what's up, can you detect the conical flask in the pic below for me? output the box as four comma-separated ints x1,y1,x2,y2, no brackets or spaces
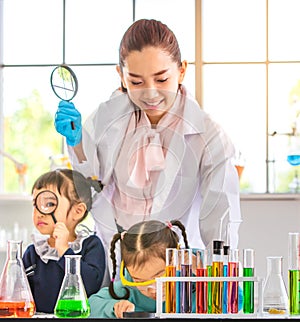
0,240,35,318
54,255,90,318
263,256,288,314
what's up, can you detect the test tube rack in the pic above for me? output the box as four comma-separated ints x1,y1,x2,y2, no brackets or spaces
156,275,264,319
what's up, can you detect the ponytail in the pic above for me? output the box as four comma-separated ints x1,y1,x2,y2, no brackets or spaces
170,219,189,249
109,233,130,300
87,177,103,193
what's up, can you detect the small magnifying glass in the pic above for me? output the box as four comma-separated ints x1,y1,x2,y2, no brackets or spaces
35,190,58,224
50,65,79,130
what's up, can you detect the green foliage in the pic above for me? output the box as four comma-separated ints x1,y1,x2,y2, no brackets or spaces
4,90,62,193
277,168,300,193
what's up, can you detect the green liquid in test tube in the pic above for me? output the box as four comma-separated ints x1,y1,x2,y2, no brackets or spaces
288,232,300,315
243,249,254,314
206,248,212,313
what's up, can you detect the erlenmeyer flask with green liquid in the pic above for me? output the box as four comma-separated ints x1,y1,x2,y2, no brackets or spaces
54,255,90,318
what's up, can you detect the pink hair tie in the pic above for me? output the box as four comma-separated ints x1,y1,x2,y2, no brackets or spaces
120,231,127,240
166,221,172,229
111,278,115,282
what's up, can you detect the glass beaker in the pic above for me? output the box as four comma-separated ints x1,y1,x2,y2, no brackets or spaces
0,240,35,318
54,255,90,318
263,256,288,314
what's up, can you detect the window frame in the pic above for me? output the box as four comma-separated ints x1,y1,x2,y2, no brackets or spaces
0,0,295,196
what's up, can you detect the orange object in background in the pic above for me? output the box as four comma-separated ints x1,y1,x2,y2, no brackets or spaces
15,163,28,175
234,150,245,180
235,165,244,180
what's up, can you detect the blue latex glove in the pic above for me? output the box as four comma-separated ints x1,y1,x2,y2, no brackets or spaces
55,101,82,146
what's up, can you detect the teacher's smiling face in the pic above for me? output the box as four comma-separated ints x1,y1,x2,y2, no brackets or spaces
117,46,187,124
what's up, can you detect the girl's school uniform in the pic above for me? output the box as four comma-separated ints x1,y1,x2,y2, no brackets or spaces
23,223,106,314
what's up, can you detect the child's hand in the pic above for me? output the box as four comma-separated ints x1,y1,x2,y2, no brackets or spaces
53,222,70,257
113,300,135,318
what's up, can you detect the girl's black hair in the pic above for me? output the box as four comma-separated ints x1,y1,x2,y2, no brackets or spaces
108,219,189,300
32,168,103,220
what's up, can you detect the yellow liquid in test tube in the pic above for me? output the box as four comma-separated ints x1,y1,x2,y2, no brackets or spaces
165,265,176,313
212,261,223,313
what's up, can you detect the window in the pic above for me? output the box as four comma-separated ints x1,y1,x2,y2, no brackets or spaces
0,0,194,194
1,0,298,194
200,0,300,193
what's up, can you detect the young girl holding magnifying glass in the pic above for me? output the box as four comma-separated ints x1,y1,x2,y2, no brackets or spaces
22,169,106,314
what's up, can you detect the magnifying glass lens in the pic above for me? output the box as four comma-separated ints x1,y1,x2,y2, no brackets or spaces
51,66,78,101
35,191,58,215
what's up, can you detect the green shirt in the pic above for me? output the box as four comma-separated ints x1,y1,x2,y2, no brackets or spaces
88,279,157,318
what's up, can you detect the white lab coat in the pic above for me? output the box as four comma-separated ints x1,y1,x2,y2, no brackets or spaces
68,86,242,280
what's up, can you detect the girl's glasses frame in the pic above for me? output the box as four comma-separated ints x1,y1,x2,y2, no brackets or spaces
120,260,165,287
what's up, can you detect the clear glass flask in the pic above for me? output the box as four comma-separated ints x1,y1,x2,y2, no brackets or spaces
54,255,90,318
0,240,35,318
263,256,288,314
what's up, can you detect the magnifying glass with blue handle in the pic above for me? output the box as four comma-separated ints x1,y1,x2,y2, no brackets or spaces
35,190,59,224
50,65,79,130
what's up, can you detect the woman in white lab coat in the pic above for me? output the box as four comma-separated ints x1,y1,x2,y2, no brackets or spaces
55,19,242,278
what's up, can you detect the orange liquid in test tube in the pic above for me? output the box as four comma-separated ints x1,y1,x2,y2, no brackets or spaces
165,248,178,313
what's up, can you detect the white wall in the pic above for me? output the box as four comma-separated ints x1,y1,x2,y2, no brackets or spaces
239,194,300,287
0,195,34,272
0,194,299,288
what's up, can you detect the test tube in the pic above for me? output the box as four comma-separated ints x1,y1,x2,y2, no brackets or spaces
228,248,239,314
243,248,254,314
165,248,177,313
211,240,224,314
206,247,212,313
178,249,192,313
196,249,208,313
222,245,230,313
288,232,300,315
176,261,181,313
